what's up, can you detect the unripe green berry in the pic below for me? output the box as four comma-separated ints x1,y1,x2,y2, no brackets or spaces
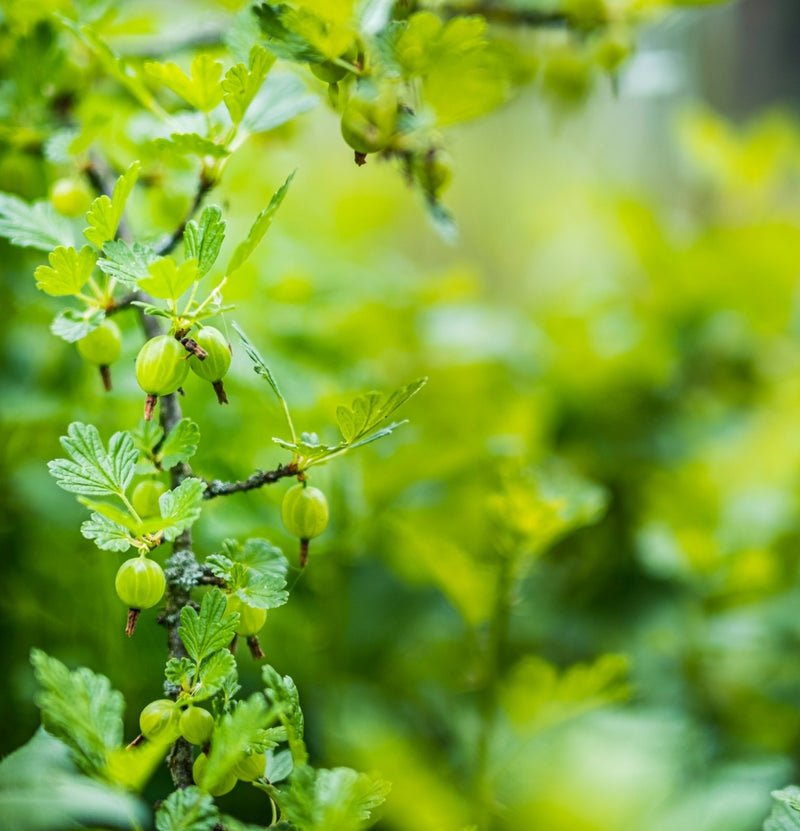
233,751,267,782
115,557,165,610
135,335,189,396
180,706,214,746
189,327,231,383
131,480,167,519
340,86,397,155
282,484,329,541
50,178,93,217
77,320,122,366
193,752,237,796
225,594,267,637
139,699,181,743
310,44,358,84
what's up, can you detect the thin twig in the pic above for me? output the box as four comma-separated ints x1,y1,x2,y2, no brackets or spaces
155,175,215,257
203,463,299,499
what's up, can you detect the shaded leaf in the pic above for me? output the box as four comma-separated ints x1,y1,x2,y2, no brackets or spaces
99,240,159,288
184,206,226,278
0,193,74,251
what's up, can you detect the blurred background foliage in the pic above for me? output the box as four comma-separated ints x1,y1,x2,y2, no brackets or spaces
2,0,800,829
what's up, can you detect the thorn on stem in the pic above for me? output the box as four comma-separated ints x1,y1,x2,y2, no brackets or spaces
126,608,141,637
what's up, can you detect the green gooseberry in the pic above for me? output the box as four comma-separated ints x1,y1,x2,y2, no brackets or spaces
225,594,267,637
193,752,237,797
340,85,397,156
188,326,231,404
135,335,190,420
50,178,93,218
233,751,267,782
139,699,181,743
180,706,214,746
131,480,167,519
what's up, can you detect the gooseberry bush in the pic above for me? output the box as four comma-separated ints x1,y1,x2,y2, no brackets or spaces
0,1,752,830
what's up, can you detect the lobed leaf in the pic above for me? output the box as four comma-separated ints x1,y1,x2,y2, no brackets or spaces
156,477,206,542
223,45,275,124
194,650,238,702
154,134,230,159
80,514,134,552
336,378,427,444
30,650,124,778
184,206,226,278
0,192,74,251
179,588,239,664
34,245,98,297
48,422,138,498
146,55,224,113
99,240,159,288
155,786,218,831
50,307,105,343
764,787,800,831
84,161,141,249
158,418,201,469
139,257,199,301
243,72,317,134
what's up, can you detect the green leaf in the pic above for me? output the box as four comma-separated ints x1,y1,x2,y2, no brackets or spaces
83,161,141,249
195,650,238,702
184,206,226,278
81,513,134,552
179,588,239,664
154,133,230,159
156,477,206,542
0,193,74,251
98,240,159,288
50,307,105,343
0,729,150,831
158,418,201,468
146,54,224,112
209,538,289,610
139,256,199,301
34,245,98,297
48,422,138,498
254,3,326,62
199,695,272,794
262,665,305,764
270,765,390,831
165,657,195,692
155,786,219,831
265,748,294,783
426,198,459,245
243,72,317,134
30,649,124,778
78,498,140,533
233,321,288,404
227,171,295,275
765,787,800,831
223,45,275,124
131,418,165,456
336,378,427,444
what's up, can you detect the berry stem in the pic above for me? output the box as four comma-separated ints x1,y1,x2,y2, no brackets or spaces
99,365,112,392
299,538,310,568
125,608,141,637
212,380,229,405
144,393,158,422
246,635,265,660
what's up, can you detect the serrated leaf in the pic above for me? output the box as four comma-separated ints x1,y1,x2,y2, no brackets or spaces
254,3,325,63
154,134,230,159
35,245,98,297
131,419,165,455
51,307,105,343
179,588,238,664
84,161,140,249
262,665,305,764
139,256,198,301
158,418,201,468
78,498,139,532
195,650,237,702
217,538,289,609
337,378,426,444
765,787,800,831
156,477,206,542
233,321,286,401
199,695,272,794
165,657,195,691
184,206,225,278
0,729,150,831
48,422,138,498
99,240,158,288
223,45,275,124
270,765,390,831
81,513,134,552
146,55,224,113
0,192,74,251
155,786,219,831
30,649,124,778
227,171,294,275
105,737,172,793
243,71,317,134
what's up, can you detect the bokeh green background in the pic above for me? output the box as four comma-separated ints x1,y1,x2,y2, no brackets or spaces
3,1,800,829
